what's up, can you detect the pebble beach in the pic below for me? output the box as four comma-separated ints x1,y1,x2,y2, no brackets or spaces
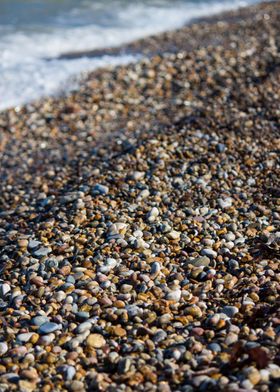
0,1,279,391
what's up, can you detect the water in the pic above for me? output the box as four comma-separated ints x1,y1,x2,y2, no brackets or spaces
0,0,258,110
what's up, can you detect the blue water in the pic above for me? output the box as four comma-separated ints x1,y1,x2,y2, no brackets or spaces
0,0,258,110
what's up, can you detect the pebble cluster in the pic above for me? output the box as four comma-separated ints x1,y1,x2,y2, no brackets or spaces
0,1,279,391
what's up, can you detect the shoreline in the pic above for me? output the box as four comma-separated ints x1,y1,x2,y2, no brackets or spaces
55,1,268,61
0,1,279,391
0,1,271,113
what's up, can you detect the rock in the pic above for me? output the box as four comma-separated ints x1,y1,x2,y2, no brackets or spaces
121,284,133,293
0,283,11,298
0,342,8,355
150,261,161,277
31,316,50,326
17,333,35,343
61,365,76,381
244,367,261,385
153,330,167,343
76,321,92,334
217,197,233,209
131,171,145,181
166,289,181,302
225,332,238,345
92,184,109,195
147,207,159,222
134,238,149,249
208,343,221,352
167,230,181,240
185,305,202,318
38,322,61,334
86,334,106,348
28,239,41,250
111,326,126,337
60,192,84,204
18,380,36,392
216,143,226,153
69,380,85,392
222,306,239,318
75,311,90,321
118,358,131,374
105,257,118,269
137,189,150,200
188,256,210,267
201,248,217,258
33,247,51,258
38,334,55,345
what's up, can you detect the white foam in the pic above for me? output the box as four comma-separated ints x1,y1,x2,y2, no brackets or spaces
0,0,257,110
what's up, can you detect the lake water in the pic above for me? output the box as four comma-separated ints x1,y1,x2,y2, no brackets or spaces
0,0,258,110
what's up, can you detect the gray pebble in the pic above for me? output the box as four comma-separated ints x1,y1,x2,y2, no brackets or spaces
222,305,239,318
92,184,109,195
38,322,61,334
31,316,50,326
33,247,52,258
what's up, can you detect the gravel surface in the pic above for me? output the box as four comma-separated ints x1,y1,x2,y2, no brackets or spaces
0,1,279,391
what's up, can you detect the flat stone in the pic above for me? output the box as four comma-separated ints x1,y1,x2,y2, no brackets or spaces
188,256,210,267
38,322,61,334
28,239,41,250
17,333,35,343
86,333,106,348
201,248,217,258
112,326,126,337
167,230,181,240
75,311,90,321
69,380,85,392
92,184,109,195
31,316,50,326
76,321,92,334
33,247,51,258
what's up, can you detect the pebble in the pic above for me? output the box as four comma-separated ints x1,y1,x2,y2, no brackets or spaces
92,184,109,195
0,283,11,298
225,332,238,345
33,247,51,258
244,367,261,385
147,207,159,222
86,334,106,348
150,261,161,277
69,380,85,392
167,230,181,240
188,256,210,267
153,330,167,343
28,240,41,250
38,322,61,334
217,197,233,209
31,316,50,326
166,289,181,302
62,365,76,381
17,333,35,343
76,322,92,334
222,306,239,318
201,248,217,258
0,342,8,355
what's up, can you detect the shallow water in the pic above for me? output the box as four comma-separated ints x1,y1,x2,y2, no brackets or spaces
0,0,259,110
